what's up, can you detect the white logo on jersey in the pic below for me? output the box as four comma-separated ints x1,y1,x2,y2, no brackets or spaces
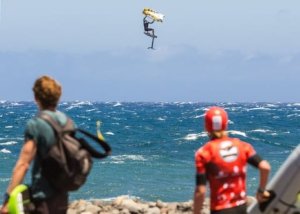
219,141,238,162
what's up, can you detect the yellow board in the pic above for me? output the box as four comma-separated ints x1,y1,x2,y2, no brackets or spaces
143,8,164,22
8,184,31,214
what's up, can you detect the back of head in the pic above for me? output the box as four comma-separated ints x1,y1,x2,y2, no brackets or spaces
205,106,228,139
33,75,62,109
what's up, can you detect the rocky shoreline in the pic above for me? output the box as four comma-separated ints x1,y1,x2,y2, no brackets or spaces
67,196,256,214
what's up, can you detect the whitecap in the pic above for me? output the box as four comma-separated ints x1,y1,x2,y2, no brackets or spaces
194,114,205,119
5,126,13,129
86,108,97,112
66,101,93,110
74,101,92,106
266,104,278,107
66,106,76,110
287,114,300,118
228,130,247,137
105,132,115,136
228,120,234,124
113,102,122,107
292,103,300,106
247,107,271,111
11,102,24,106
0,141,18,146
110,155,147,161
184,132,207,141
0,149,11,153
157,117,166,121
109,161,125,164
250,129,271,133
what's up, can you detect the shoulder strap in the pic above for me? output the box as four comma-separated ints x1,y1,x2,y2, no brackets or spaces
39,113,74,134
38,112,69,170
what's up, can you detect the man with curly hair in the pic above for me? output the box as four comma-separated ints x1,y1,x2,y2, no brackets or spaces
1,75,75,214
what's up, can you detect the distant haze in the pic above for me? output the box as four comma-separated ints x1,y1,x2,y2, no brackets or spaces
0,0,299,102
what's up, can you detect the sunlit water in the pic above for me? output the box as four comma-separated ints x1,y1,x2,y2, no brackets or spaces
0,101,299,202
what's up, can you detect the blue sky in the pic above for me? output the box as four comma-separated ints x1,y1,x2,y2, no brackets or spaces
0,0,299,102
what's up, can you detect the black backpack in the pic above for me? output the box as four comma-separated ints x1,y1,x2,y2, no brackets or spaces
38,113,111,192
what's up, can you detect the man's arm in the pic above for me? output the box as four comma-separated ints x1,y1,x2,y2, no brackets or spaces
256,160,271,202
193,184,206,214
258,160,271,190
1,140,36,213
194,148,207,214
246,142,271,202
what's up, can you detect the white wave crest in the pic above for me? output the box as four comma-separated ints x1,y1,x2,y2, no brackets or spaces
11,102,24,106
250,129,271,133
66,101,92,110
287,114,300,118
105,132,115,136
228,130,247,137
5,126,13,129
194,114,205,119
184,132,207,141
0,141,18,146
111,155,147,162
157,117,166,121
74,101,92,106
113,102,122,107
86,108,97,112
266,104,278,107
228,120,234,124
247,107,271,111
0,149,11,153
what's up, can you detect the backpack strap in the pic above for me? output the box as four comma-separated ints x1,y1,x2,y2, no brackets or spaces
38,112,70,173
39,113,74,134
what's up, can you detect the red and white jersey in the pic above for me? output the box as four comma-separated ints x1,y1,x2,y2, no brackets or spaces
195,137,256,211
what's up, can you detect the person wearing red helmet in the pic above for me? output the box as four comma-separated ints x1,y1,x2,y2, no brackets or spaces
193,107,271,214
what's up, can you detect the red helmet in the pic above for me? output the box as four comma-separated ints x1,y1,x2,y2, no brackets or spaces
205,107,228,132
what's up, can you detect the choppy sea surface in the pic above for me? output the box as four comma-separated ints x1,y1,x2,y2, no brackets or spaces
0,101,299,202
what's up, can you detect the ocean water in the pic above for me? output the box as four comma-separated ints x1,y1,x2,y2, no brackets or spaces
0,101,299,202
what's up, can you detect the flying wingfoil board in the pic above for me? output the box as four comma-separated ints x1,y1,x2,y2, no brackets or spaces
143,8,164,22
8,184,32,214
247,144,300,214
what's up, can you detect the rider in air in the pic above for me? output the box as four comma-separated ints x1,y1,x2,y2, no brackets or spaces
143,15,156,38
